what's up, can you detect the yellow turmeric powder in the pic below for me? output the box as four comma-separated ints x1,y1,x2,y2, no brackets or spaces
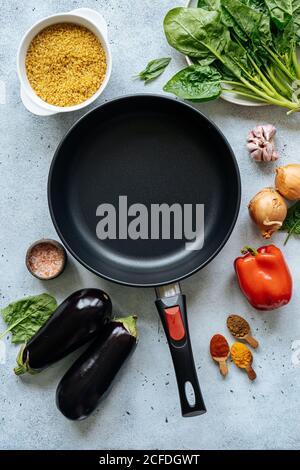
231,342,257,380
231,342,252,368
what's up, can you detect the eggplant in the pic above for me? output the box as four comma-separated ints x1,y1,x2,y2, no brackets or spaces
56,315,137,420
14,288,112,375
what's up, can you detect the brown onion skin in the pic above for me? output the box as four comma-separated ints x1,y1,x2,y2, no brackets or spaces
275,164,300,200
248,187,287,239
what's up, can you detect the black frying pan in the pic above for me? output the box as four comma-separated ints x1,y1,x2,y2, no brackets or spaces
48,95,241,417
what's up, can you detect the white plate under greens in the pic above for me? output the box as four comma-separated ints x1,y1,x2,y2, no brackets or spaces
185,0,266,106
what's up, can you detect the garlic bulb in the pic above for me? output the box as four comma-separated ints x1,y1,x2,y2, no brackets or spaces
247,124,279,162
275,163,300,200
248,187,287,239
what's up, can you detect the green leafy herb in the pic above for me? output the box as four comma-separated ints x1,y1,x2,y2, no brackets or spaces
163,1,300,113
221,0,272,46
240,0,267,12
163,64,221,101
280,201,300,244
136,58,171,83
164,8,229,62
0,293,57,343
197,0,221,9
265,0,296,29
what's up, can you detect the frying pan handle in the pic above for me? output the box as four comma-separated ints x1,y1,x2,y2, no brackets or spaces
155,284,206,417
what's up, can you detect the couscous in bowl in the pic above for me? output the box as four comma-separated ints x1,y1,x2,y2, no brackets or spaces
17,8,112,115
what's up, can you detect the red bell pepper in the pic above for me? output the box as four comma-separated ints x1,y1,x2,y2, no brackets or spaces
234,245,292,311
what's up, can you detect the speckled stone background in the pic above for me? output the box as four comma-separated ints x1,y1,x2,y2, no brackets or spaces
1,0,300,451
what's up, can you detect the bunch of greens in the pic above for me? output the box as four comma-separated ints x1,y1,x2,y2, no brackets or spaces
163,0,300,113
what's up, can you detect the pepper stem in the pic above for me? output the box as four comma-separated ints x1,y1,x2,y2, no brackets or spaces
241,246,258,256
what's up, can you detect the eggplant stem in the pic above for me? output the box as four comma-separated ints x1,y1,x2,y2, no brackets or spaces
13,343,37,376
14,364,27,375
113,315,138,339
14,343,27,375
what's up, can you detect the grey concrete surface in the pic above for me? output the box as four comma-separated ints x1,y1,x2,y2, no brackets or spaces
0,0,300,451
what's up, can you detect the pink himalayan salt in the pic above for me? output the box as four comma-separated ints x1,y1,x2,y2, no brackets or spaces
28,243,64,279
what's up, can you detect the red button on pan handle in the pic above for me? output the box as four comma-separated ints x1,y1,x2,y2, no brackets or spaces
164,306,186,341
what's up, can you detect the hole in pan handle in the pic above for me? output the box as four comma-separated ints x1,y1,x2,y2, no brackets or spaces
155,283,206,417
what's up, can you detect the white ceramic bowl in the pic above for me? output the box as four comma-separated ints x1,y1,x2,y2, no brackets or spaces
17,8,112,116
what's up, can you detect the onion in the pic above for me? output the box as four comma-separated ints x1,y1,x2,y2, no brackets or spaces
275,163,300,200
248,187,287,239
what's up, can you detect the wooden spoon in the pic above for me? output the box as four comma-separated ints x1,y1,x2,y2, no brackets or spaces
210,334,230,377
212,353,230,376
246,363,257,381
227,314,259,349
231,342,257,381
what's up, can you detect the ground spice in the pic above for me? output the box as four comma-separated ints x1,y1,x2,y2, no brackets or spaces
230,342,252,368
26,23,107,107
27,242,65,279
210,334,229,358
227,314,249,338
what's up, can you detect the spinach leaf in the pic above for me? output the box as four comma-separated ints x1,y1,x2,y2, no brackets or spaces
280,200,300,244
273,17,295,53
164,8,229,62
0,293,57,343
264,0,293,29
222,39,256,79
136,58,171,83
220,8,249,42
292,0,300,43
240,0,267,12
163,64,221,101
185,56,216,65
197,57,216,65
265,0,300,45
221,0,272,46
197,0,221,9
198,0,267,12
197,0,268,31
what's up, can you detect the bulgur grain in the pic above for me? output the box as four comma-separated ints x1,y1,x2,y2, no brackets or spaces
25,23,107,107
